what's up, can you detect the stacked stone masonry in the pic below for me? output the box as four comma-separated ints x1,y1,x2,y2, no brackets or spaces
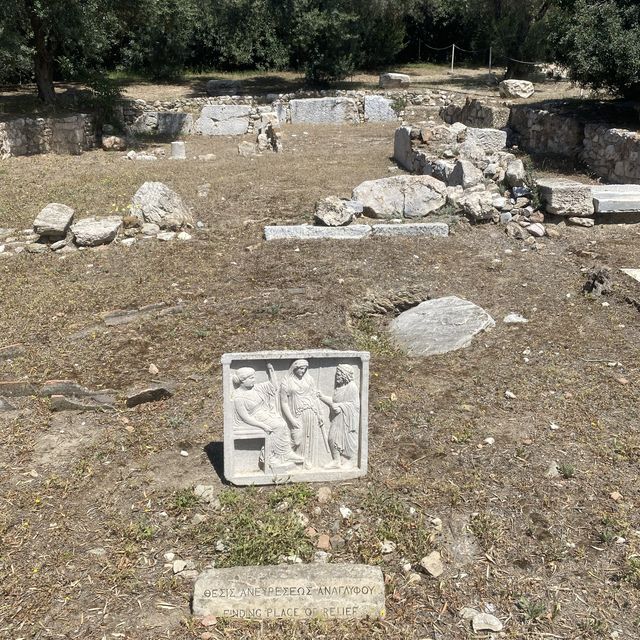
0,114,96,158
1,90,638,186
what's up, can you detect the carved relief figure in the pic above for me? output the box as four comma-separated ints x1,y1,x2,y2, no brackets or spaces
318,364,360,468
232,364,303,468
280,359,328,469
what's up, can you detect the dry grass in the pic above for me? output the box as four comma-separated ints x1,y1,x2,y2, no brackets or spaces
1,120,640,639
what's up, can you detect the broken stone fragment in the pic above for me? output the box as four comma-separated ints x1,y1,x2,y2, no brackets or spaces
129,182,194,230
71,216,122,247
314,196,356,227
33,203,75,239
472,612,503,632
420,550,444,577
126,385,174,408
50,394,116,412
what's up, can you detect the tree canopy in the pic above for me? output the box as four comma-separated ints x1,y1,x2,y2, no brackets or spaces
0,0,637,102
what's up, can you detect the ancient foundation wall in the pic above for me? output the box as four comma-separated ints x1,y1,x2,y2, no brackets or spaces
582,124,640,184
0,114,96,159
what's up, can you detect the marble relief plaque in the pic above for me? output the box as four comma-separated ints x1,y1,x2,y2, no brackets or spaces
222,350,369,485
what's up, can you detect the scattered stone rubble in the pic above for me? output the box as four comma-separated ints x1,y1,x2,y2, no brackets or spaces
238,119,283,157
0,182,194,257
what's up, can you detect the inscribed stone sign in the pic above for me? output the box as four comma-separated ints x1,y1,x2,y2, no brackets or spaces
221,350,369,485
193,564,385,620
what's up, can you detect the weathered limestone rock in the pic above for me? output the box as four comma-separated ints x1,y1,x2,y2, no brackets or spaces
352,175,447,219
464,128,507,152
33,203,75,239
393,126,415,172
458,191,496,221
205,79,241,96
537,179,594,217
499,79,535,99
129,182,194,229
364,96,397,122
238,141,259,157
379,73,411,88
505,159,526,187
289,98,358,124
568,216,595,227
71,216,122,247
370,222,449,238
264,225,371,241
592,184,640,213
448,159,483,189
195,105,251,136
193,564,384,619
416,155,455,183
314,197,356,227
389,296,495,357
102,135,127,151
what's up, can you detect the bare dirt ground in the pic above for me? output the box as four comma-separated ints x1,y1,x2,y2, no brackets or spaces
2,121,640,640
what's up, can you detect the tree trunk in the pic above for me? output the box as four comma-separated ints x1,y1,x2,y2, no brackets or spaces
29,4,56,103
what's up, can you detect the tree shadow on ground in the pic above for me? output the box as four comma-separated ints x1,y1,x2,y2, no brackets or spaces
514,97,640,128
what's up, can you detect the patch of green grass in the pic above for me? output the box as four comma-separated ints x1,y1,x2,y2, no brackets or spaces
192,491,313,567
598,514,629,544
469,511,504,551
619,555,640,587
353,317,398,356
172,487,200,512
517,596,547,622
123,519,155,543
558,462,575,479
359,488,434,562
267,483,314,509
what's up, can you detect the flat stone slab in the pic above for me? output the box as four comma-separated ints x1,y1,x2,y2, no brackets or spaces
0,381,38,397
71,216,122,246
222,350,369,485
264,225,371,241
371,223,449,237
621,268,640,283
289,98,358,125
352,175,447,219
537,179,594,217
33,203,74,238
193,564,384,620
592,185,640,213
464,128,507,152
126,385,174,408
389,296,495,357
0,343,25,360
0,396,16,412
50,394,116,412
364,96,397,122
195,105,251,135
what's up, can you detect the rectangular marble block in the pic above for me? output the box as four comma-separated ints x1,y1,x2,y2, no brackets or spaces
222,350,369,485
537,179,594,217
592,185,640,213
264,225,371,241
193,564,385,620
371,222,449,237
